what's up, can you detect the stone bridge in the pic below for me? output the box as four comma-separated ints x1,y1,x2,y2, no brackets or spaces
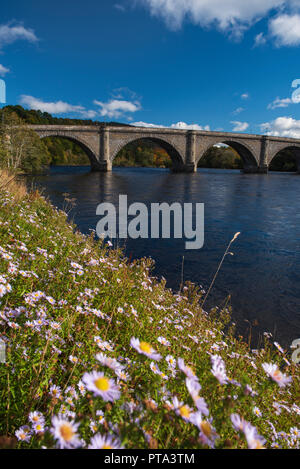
29,124,300,173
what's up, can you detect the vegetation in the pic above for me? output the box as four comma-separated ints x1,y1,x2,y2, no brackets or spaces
269,149,297,172
0,106,130,170
0,172,298,450
113,140,172,168
198,146,243,170
0,111,49,174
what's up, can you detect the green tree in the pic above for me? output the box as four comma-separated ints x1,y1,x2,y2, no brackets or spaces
0,110,50,173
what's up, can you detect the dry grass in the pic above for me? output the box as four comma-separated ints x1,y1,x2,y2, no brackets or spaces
0,169,27,201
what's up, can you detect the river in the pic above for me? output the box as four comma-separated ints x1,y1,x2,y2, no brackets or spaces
27,166,300,348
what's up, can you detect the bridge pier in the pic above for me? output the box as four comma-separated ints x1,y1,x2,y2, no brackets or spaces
91,160,112,172
172,163,197,173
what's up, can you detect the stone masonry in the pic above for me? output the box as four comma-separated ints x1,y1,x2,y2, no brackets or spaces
30,124,300,173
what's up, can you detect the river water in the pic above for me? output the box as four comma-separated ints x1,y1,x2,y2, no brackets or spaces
27,166,300,347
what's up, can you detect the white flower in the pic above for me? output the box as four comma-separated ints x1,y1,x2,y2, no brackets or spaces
177,358,197,379
253,406,262,417
96,353,124,372
243,422,266,449
210,354,228,385
157,336,170,346
82,371,120,401
88,433,123,449
15,426,31,442
50,416,81,449
262,363,292,387
130,337,161,361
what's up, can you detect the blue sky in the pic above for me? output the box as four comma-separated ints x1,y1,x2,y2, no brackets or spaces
1,0,300,137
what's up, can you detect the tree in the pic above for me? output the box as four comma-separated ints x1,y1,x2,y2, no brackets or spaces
0,110,50,173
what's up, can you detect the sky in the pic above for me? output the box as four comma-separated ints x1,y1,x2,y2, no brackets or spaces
1,0,300,137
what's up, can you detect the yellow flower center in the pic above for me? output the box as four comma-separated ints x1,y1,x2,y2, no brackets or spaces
201,421,212,438
179,406,190,418
102,445,112,449
95,377,110,391
140,341,152,354
60,424,74,442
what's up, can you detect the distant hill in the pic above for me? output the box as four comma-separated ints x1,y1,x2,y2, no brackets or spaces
1,105,131,127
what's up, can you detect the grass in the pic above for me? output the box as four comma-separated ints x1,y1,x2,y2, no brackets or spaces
0,171,299,449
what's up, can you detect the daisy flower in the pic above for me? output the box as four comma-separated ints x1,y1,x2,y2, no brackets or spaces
69,355,79,364
230,413,246,432
29,411,45,425
51,415,81,449
130,337,161,361
88,433,123,449
90,420,99,433
77,380,86,396
32,422,45,434
49,384,62,399
15,426,31,443
262,363,292,388
210,354,228,385
82,371,120,401
177,358,197,379
96,353,124,372
115,369,129,382
157,336,170,346
253,406,262,417
243,422,266,449
172,396,193,423
166,355,176,368
190,413,218,448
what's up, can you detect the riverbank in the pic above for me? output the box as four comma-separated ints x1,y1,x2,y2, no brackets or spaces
0,171,299,449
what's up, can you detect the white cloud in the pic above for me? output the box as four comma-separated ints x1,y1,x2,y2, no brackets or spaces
233,107,244,114
132,121,210,130
170,121,210,130
20,95,88,115
231,121,249,131
0,64,9,76
94,99,141,119
79,110,98,119
136,0,285,36
267,96,293,109
261,116,300,138
0,23,38,49
241,93,249,100
269,13,300,46
114,3,126,12
254,32,267,46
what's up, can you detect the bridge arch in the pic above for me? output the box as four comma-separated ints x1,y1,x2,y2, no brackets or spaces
196,139,259,172
110,136,185,171
36,131,100,169
268,145,300,172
